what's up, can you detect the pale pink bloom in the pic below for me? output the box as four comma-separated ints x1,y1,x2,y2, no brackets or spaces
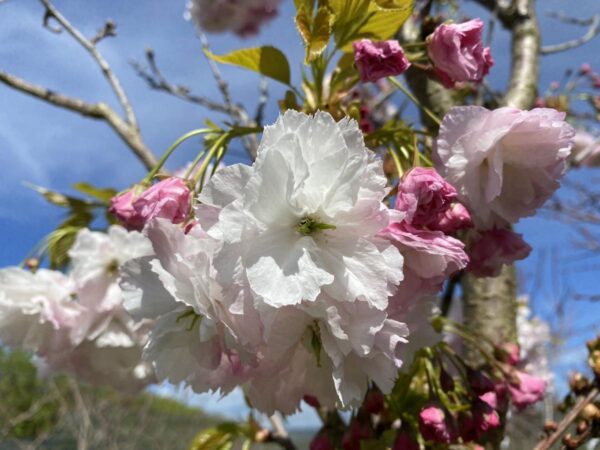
473,398,500,432
110,178,192,231
435,203,473,233
132,178,191,226
427,19,493,88
109,190,146,231
571,129,600,167
395,167,458,228
382,223,468,309
435,106,575,229
480,391,498,410
419,405,454,443
187,0,280,37
467,229,532,278
508,371,546,410
353,39,411,83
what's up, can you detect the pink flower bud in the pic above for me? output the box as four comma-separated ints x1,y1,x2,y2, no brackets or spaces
310,431,334,450
473,399,501,432
353,39,411,83
303,394,321,408
435,203,473,233
363,389,385,414
109,189,146,231
467,229,532,278
580,63,592,75
393,427,420,450
468,369,495,395
479,391,498,410
131,178,191,226
418,405,454,444
427,19,493,88
495,342,520,366
395,167,458,228
342,420,372,450
508,371,546,410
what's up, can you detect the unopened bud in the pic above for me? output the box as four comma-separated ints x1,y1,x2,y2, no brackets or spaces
580,404,600,422
25,258,40,272
576,420,588,435
569,373,590,394
543,420,558,434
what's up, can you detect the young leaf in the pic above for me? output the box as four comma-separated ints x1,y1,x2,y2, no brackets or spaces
296,6,333,64
204,47,291,86
72,183,117,204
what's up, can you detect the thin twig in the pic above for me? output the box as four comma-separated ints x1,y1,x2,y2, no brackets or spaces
130,49,230,113
40,0,137,129
533,387,599,450
90,20,117,45
0,70,158,170
255,76,269,126
541,14,600,55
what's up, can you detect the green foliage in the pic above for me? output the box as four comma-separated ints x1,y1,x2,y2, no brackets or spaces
0,348,62,439
328,0,413,51
25,182,117,269
189,422,255,450
204,47,291,86
296,6,333,64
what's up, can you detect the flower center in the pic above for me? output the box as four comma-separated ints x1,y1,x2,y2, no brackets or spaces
295,216,336,236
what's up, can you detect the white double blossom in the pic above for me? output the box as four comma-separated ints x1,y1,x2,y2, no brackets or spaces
0,226,154,392
122,111,411,413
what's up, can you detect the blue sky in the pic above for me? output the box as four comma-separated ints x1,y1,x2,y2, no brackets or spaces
1,0,599,429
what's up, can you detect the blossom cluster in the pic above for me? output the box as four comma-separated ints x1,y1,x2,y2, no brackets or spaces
0,104,573,417
0,227,154,392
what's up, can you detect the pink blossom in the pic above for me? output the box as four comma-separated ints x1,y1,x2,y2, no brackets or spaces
109,190,146,231
435,106,575,229
473,398,501,432
395,167,458,228
393,428,419,450
495,342,521,366
187,0,280,38
342,420,372,450
363,389,385,414
467,229,532,278
435,203,473,234
427,19,493,88
580,63,592,74
310,431,334,450
468,369,495,395
508,371,546,410
110,178,192,230
353,39,411,83
419,405,454,443
480,391,498,410
571,129,600,167
383,224,468,313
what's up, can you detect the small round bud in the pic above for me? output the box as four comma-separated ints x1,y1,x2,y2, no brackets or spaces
543,420,558,434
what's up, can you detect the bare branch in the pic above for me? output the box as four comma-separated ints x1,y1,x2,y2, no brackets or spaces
197,31,235,114
533,387,599,450
130,49,231,113
255,77,269,126
40,0,138,129
90,20,117,45
541,14,600,55
0,70,158,169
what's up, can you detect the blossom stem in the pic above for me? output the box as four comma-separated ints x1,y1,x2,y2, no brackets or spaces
144,128,212,184
388,77,442,126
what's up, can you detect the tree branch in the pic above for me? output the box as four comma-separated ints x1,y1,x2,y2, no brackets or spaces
0,70,158,170
533,387,599,450
40,0,137,129
541,14,600,55
267,414,297,450
130,49,231,114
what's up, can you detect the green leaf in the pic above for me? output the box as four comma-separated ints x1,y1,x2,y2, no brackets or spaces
296,6,333,64
204,46,291,86
73,183,117,204
329,0,413,50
